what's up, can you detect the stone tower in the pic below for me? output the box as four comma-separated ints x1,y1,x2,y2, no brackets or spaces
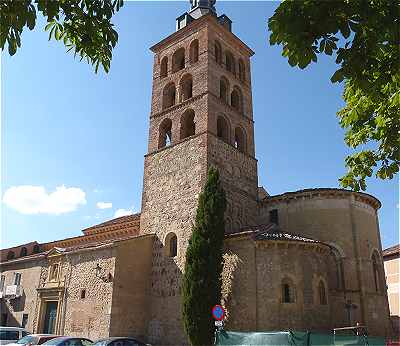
140,2,258,344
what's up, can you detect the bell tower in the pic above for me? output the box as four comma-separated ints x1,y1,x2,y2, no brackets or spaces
140,2,258,344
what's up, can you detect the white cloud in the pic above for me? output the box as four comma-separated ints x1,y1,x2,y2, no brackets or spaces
3,185,86,215
114,208,133,218
96,202,112,209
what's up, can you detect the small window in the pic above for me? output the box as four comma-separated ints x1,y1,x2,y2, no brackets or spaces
165,233,178,258
14,272,22,286
215,41,222,65
160,57,168,78
318,280,327,305
158,118,173,149
20,247,28,257
22,314,28,328
7,251,15,260
189,39,199,64
281,278,295,303
172,48,185,73
80,289,86,299
180,109,196,140
269,209,278,224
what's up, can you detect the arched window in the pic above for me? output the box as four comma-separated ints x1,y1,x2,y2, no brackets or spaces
189,39,199,64
231,87,243,112
215,41,222,65
330,245,345,291
234,127,246,153
160,57,168,78
225,51,235,75
318,280,327,305
7,251,15,260
238,59,245,81
158,118,172,149
372,251,382,292
219,77,229,103
162,83,176,109
32,244,40,254
281,278,296,303
165,233,178,258
20,247,28,257
172,48,185,73
179,74,193,102
217,116,230,143
180,109,195,140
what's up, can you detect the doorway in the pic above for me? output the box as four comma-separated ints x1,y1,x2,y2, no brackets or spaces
43,301,58,333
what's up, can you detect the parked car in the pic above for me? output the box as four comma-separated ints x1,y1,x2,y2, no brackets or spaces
9,334,62,346
42,337,93,346
0,327,30,345
93,337,148,346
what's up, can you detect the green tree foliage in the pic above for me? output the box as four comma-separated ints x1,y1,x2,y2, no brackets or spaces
182,167,227,346
268,0,399,191
0,0,123,73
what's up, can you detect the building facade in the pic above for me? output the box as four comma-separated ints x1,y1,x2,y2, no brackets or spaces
0,1,392,344
383,244,400,336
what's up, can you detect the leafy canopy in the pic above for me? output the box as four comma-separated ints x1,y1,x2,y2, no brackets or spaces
182,167,227,346
1,0,123,73
269,0,399,191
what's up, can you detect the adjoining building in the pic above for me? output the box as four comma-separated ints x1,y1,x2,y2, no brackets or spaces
0,1,392,344
383,244,400,336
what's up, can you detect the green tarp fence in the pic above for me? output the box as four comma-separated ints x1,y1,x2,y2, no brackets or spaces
215,330,385,346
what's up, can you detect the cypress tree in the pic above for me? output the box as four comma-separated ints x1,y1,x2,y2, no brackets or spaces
182,167,227,346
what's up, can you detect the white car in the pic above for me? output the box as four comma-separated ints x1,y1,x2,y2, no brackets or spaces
0,327,29,345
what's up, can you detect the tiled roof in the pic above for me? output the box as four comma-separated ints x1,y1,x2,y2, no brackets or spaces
383,244,400,258
82,213,141,235
226,224,322,244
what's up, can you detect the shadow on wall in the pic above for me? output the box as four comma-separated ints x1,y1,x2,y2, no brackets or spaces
0,301,21,327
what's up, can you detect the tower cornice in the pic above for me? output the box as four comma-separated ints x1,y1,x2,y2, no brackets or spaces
150,13,254,57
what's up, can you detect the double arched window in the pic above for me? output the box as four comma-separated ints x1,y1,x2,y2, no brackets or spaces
189,40,199,64
172,48,185,73
162,83,176,110
179,74,193,102
180,109,196,140
158,118,172,149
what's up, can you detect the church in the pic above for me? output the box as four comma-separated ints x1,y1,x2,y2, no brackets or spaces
0,1,392,344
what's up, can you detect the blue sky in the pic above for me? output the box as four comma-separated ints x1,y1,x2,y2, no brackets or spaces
1,1,398,249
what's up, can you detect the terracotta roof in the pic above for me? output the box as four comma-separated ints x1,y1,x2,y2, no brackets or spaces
383,244,400,259
226,224,323,245
262,187,381,209
82,213,141,235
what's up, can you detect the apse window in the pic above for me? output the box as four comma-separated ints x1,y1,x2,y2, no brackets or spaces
281,278,295,303
318,280,327,305
269,209,278,225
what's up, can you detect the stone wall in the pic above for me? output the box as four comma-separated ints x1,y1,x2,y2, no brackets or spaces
0,259,44,331
225,237,335,332
259,190,391,336
110,235,154,341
